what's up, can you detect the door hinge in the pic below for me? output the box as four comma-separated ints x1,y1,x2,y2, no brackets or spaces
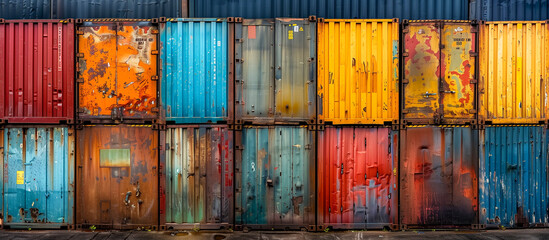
469,109,477,114
151,107,159,113
152,29,159,35
470,79,477,84
76,53,84,58
402,79,409,84
151,76,159,81
340,163,344,175
151,50,159,55
76,78,84,83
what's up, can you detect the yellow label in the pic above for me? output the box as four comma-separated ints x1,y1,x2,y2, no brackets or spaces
16,171,24,184
288,30,293,40
299,27,303,32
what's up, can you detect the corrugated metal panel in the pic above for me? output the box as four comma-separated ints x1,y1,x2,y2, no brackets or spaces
402,21,478,125
160,19,232,124
317,127,398,230
235,18,316,124
0,20,75,124
51,0,185,19
77,21,159,123
162,126,233,229
400,126,479,227
480,126,549,227
1,127,74,228
235,126,315,230
317,19,399,125
0,0,51,19
470,0,549,21
190,0,468,20
479,22,548,124
76,125,158,229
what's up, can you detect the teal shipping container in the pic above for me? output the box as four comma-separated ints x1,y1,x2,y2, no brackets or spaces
160,18,233,124
0,127,74,229
480,126,549,228
235,126,315,231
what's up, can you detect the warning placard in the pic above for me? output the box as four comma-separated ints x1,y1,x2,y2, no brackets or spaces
16,171,24,184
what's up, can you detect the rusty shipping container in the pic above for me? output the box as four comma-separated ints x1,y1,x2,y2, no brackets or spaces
479,21,549,124
160,18,233,124
400,126,479,228
317,127,398,230
235,126,315,230
235,18,316,124
77,20,159,124
480,126,549,228
317,19,399,125
76,125,158,229
1,127,74,229
160,125,233,230
0,20,75,124
402,20,478,125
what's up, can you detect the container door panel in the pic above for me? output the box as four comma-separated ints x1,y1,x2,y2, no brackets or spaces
403,23,440,121
4,128,25,223
24,128,48,223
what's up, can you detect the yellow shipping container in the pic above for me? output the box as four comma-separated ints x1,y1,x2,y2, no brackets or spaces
317,19,399,125
479,21,549,124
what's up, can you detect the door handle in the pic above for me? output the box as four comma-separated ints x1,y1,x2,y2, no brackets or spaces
423,92,437,97
441,90,455,94
124,191,131,206
267,179,273,187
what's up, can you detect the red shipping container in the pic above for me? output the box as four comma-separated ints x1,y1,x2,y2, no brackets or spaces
0,20,75,124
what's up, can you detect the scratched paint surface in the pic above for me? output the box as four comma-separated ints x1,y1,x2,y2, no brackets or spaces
480,126,549,227
317,19,399,125
78,22,158,119
403,22,440,121
1,127,74,225
317,127,398,229
479,22,548,124
235,126,315,229
400,126,478,226
76,125,158,227
164,126,233,226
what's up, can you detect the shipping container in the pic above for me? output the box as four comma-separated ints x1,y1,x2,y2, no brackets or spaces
234,126,315,230
235,18,316,124
402,20,478,125
51,0,187,19
470,0,549,21
0,20,75,124
317,126,398,230
317,19,399,125
0,127,74,229
0,0,51,19
77,20,159,124
76,125,158,229
400,126,479,228
159,125,233,230
189,0,468,20
480,126,549,228
479,21,549,124
160,18,233,124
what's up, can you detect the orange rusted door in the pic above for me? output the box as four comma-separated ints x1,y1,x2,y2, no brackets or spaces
77,21,158,121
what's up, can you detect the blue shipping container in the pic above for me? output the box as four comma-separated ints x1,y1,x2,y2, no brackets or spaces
470,0,549,21
52,0,185,19
160,18,231,124
0,0,51,19
1,127,74,228
480,126,549,227
189,0,468,20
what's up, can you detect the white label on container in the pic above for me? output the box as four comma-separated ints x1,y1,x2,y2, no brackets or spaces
294,25,299,32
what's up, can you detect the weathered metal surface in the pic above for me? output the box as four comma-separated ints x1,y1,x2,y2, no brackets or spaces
235,18,316,124
479,21,548,124
77,21,158,122
51,0,186,19
0,0,51,19
76,125,158,229
189,0,468,20
317,127,398,230
161,125,233,229
317,19,399,125
480,126,549,227
400,126,479,227
402,20,478,125
160,19,231,124
235,126,315,230
0,20,75,124
470,0,549,21
1,127,74,228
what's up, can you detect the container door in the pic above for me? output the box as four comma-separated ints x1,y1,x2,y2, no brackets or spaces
403,23,440,123
78,22,158,120
237,20,275,122
441,23,477,121
275,19,315,122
